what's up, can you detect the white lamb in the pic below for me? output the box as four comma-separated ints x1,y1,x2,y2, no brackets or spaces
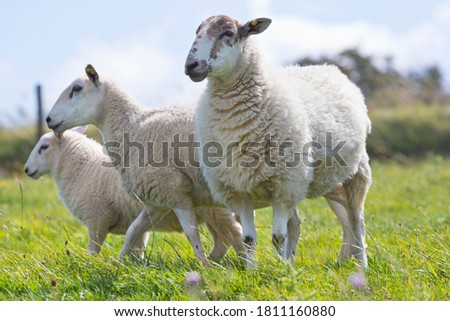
185,15,372,268
24,127,244,262
45,66,245,266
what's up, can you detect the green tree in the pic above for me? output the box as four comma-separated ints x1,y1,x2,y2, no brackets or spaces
295,49,449,108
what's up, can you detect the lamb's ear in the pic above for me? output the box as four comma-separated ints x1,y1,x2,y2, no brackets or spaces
54,131,63,140
240,18,272,37
71,126,88,135
85,64,99,87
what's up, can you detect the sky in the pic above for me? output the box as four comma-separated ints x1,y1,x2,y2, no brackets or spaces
1,0,449,127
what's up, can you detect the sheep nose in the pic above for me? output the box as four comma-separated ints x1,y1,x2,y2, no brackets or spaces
24,166,29,174
184,59,209,81
46,116,51,124
185,61,199,75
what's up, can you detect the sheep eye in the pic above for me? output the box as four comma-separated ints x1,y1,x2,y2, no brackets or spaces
69,84,83,98
38,144,49,154
220,30,235,38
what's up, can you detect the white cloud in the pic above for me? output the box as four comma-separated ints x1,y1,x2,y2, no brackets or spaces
45,40,171,103
433,1,450,25
247,0,272,17
259,18,394,64
255,4,450,88
394,5,450,84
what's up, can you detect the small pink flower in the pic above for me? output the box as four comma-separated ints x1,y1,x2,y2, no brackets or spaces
349,271,366,289
185,271,201,286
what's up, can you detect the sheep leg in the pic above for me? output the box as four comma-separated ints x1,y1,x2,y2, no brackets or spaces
205,223,229,263
234,204,257,268
325,198,352,261
285,209,301,264
343,160,371,269
326,161,371,268
130,231,150,260
119,208,163,260
173,207,210,267
87,225,108,255
272,202,292,261
203,211,245,263
221,215,246,261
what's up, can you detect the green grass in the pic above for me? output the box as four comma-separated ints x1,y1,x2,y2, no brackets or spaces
0,157,449,300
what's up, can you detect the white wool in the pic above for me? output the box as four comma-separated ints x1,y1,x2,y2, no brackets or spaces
196,43,370,203
25,129,146,255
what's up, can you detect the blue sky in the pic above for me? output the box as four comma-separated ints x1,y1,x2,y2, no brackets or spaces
1,0,449,126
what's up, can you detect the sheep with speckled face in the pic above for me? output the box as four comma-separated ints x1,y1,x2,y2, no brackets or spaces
185,15,372,268
45,66,245,266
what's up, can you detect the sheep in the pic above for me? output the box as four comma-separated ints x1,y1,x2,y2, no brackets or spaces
24,127,244,263
184,15,372,268
45,65,245,266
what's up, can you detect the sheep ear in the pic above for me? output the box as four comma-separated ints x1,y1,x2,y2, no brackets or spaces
85,64,99,87
54,131,63,140
71,126,88,135
240,18,272,37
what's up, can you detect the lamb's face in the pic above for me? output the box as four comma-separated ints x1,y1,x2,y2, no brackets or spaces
47,65,103,133
24,132,60,179
185,15,272,82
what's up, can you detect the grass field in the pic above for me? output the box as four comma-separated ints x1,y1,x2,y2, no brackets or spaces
0,157,448,300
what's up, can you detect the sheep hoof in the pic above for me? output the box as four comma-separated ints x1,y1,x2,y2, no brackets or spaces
272,234,286,256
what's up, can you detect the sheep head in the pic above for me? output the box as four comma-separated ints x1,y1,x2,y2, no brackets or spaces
24,127,89,179
185,15,271,82
46,64,104,133
24,132,60,179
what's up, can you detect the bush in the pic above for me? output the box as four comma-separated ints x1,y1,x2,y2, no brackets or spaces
0,126,36,176
367,105,450,159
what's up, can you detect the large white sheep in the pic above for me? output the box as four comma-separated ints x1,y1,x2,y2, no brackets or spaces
45,66,245,266
185,15,372,268
24,127,243,262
